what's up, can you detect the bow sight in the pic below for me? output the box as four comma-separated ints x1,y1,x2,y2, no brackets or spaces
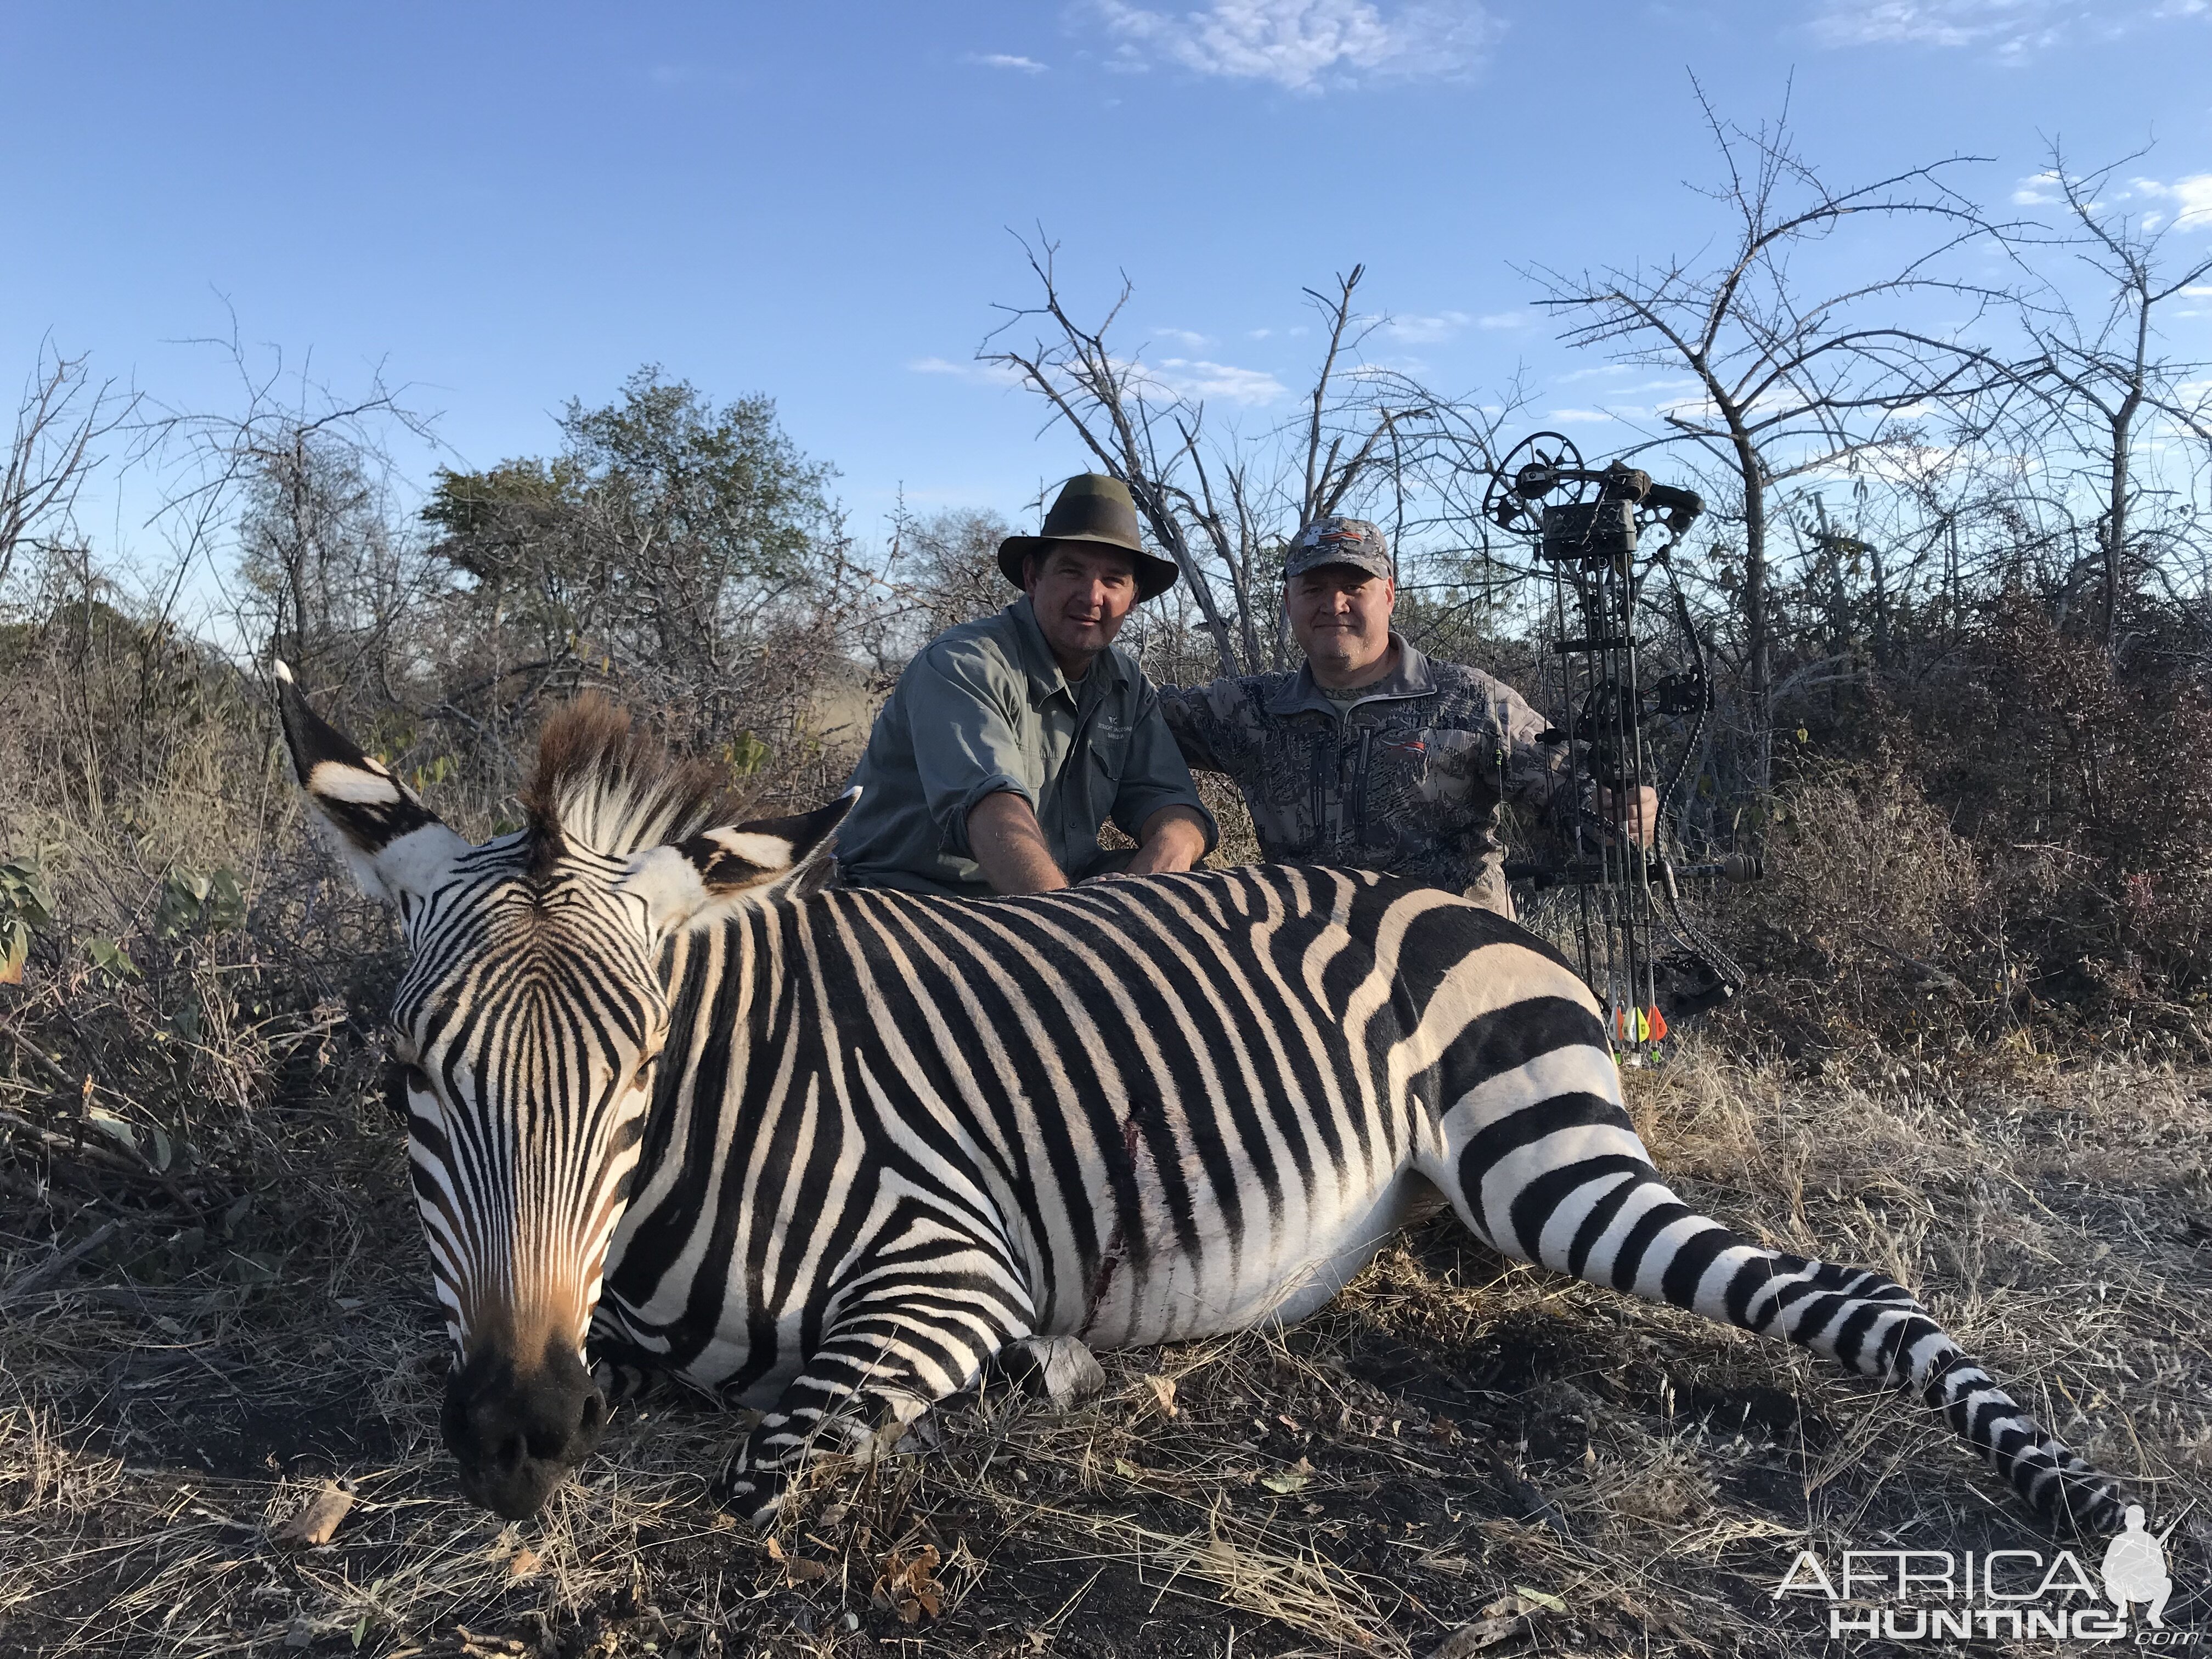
1485,432,1762,1053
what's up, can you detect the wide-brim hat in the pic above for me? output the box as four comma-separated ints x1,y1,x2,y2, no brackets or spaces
998,473,1181,601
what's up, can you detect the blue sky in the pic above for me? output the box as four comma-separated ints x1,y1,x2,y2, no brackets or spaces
4,1,2208,560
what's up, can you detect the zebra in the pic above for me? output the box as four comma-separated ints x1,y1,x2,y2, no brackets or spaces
273,670,2125,1531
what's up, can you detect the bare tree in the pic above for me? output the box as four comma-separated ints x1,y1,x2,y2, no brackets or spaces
1996,145,2212,650
980,239,1453,679
885,502,1014,645
1,343,136,599
1525,83,2013,769
132,328,443,699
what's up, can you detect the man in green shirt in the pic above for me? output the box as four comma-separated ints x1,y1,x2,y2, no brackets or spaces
837,473,1216,897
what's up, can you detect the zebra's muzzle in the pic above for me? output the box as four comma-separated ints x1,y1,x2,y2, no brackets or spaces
441,1338,608,1519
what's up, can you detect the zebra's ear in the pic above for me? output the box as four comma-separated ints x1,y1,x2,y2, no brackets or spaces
274,661,470,907
621,789,858,935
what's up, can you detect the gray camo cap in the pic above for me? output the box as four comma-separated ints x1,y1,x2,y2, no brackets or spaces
1284,517,1392,582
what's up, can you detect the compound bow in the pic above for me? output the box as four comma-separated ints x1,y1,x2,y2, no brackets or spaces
1483,432,1762,1056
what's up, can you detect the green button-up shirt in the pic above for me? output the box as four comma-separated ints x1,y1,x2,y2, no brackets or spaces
836,598,1217,898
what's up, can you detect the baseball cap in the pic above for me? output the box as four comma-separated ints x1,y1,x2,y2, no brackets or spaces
1284,517,1392,583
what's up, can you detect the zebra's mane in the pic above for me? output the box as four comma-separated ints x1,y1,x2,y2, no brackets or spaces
522,695,746,872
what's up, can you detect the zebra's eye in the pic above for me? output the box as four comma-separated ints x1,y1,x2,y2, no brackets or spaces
631,1056,658,1093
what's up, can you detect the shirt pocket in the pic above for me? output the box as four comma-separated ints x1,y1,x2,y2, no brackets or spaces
1086,723,1130,820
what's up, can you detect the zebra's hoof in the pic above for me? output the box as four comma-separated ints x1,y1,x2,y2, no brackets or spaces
709,1470,785,1531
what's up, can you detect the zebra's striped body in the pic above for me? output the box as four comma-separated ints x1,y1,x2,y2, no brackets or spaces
274,681,2124,1530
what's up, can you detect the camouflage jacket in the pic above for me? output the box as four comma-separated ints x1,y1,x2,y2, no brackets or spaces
1157,637,1567,909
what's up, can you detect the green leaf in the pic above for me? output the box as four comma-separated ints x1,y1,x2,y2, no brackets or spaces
351,1615,369,1648
1260,1469,1311,1494
87,936,142,981
724,731,771,777
0,860,55,932
83,1107,174,1172
1512,1586,1568,1614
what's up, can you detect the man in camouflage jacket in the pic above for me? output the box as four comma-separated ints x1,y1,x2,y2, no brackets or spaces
1159,518,1647,916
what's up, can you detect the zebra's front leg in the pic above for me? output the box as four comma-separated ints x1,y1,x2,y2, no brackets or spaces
713,1298,1033,1527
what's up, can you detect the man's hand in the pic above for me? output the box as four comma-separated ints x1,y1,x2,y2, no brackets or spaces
1121,805,1209,877
1595,784,1661,848
968,792,1069,894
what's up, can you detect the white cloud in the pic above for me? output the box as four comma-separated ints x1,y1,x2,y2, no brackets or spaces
1548,408,1620,425
2127,173,2212,229
1153,326,1215,348
2012,171,2064,205
1093,0,1502,92
1810,0,2066,57
1149,357,1289,405
1383,309,1470,343
907,357,1028,387
1248,327,1274,338
1477,311,1526,329
1810,0,2206,58
971,52,1048,72
920,351,1285,407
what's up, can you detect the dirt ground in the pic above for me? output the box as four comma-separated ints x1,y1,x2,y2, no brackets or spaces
2,1046,2207,1658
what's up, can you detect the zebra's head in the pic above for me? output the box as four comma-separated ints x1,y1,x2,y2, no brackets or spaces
274,667,853,1518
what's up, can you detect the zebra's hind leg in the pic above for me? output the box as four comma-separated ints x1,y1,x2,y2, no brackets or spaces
1421,1058,2125,1531
712,1299,1033,1528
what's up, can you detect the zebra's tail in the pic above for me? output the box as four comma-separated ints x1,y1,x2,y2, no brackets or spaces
1503,1163,2124,1531
1424,1044,2132,1539
1666,1215,2119,1531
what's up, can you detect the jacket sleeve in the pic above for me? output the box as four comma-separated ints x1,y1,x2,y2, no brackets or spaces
902,642,1034,858
1154,680,1229,775
1496,679,1572,813
1111,680,1220,854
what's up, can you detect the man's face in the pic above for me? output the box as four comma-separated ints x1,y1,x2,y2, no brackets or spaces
1288,565,1396,679
1024,543,1139,668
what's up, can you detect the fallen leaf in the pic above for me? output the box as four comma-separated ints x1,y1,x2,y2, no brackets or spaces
1113,1456,1143,1479
763,1533,831,1581
275,1480,355,1548
876,1544,945,1624
1144,1374,1178,1418
1260,1459,1312,1495
506,1546,540,1580
1429,1588,1568,1656
1427,1613,1524,1657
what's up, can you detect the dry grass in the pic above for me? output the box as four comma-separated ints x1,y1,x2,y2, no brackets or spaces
2,1044,2205,1658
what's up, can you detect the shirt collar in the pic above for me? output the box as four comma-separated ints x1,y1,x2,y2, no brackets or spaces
1009,596,1131,704
1266,633,1435,716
